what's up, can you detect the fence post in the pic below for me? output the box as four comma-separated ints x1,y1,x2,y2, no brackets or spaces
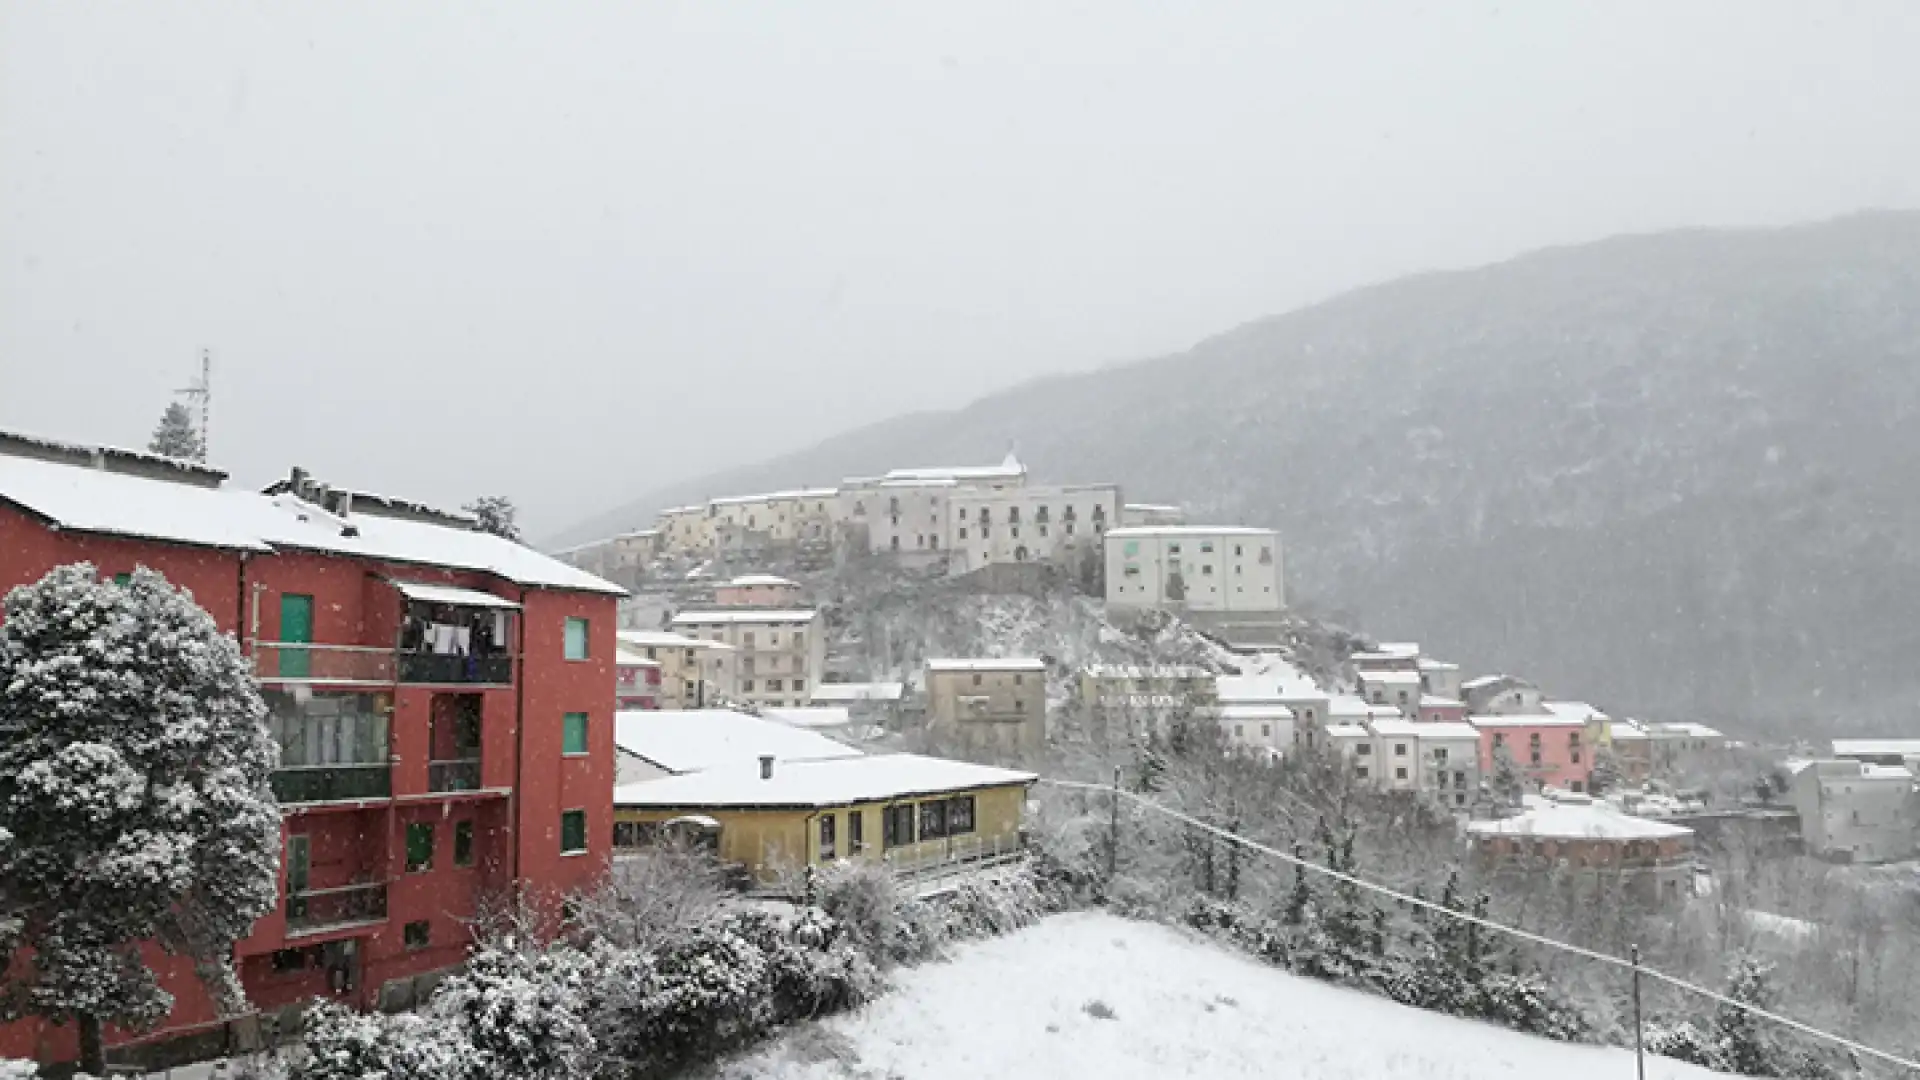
1631,943,1645,1080
1108,766,1121,884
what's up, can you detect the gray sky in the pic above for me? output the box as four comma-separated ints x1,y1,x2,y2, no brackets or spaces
3,3,1916,536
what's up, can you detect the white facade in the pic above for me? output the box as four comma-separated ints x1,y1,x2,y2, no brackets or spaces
1790,760,1917,864
947,483,1119,573
707,489,838,553
836,478,954,565
1120,503,1186,527
1462,675,1544,716
669,609,825,709
1357,669,1422,715
1104,526,1284,613
1219,704,1294,754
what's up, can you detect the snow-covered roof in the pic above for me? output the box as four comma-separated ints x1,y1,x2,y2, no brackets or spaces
1323,723,1371,739
1470,715,1587,729
763,706,854,729
613,648,663,668
709,489,838,507
1328,694,1373,718
1862,764,1915,781
1123,503,1183,513
659,505,706,516
1416,722,1482,740
617,629,707,649
0,449,623,594
612,752,1035,810
1367,719,1425,738
1468,802,1694,841
809,681,907,703
391,581,522,610
1084,663,1214,679
1832,739,1920,758
878,453,1025,485
1651,721,1722,739
671,609,818,625
613,709,861,775
927,657,1046,673
1460,674,1513,691
1417,658,1459,672
1214,673,1323,703
724,574,799,588
1103,526,1277,539
1219,704,1296,722
1421,695,1465,708
1357,669,1421,685
1543,701,1607,724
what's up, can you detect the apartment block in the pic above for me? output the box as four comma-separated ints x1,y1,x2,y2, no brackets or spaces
925,657,1047,761
670,609,824,709
1104,526,1284,613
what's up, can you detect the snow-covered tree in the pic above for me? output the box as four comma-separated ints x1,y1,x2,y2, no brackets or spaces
431,941,596,1080
147,402,205,462
1489,744,1526,807
463,496,521,542
0,564,280,1075
1588,744,1622,796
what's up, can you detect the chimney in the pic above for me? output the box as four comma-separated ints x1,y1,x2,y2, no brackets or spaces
289,466,309,496
759,755,775,780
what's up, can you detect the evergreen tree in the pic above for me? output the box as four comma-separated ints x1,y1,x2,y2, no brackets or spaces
1490,744,1526,807
1282,843,1313,926
1714,953,1777,1078
0,564,280,1074
146,402,205,461
464,495,522,542
1588,744,1622,795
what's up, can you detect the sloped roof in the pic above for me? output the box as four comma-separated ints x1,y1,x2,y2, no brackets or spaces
613,709,861,775
1468,801,1693,841
613,752,1034,810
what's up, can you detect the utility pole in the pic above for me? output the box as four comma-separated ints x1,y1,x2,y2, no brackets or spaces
1107,765,1121,884
175,348,212,459
1631,944,1646,1080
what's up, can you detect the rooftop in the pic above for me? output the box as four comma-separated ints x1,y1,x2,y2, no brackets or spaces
809,681,907,703
709,489,838,507
1123,503,1183,513
1104,525,1278,539
0,442,623,594
1543,701,1608,724
613,648,663,668
877,451,1025,485
762,706,854,729
618,629,711,649
1323,723,1371,739
1417,658,1460,672
724,573,800,588
1468,801,1694,842
1219,704,1296,721
613,709,861,775
1471,714,1588,729
1214,673,1323,703
1420,695,1465,708
671,608,818,625
1357,669,1421,685
612,752,1035,810
1413,721,1482,740
1830,739,1920,758
927,657,1047,673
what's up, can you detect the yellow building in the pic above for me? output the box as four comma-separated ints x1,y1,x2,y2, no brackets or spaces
613,753,1035,884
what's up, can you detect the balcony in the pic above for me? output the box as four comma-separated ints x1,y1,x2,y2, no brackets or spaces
428,758,483,793
271,765,392,805
286,881,388,937
399,651,514,686
253,642,395,686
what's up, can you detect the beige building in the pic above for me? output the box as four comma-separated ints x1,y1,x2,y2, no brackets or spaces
555,528,661,585
671,608,824,709
839,453,1028,565
925,657,1048,761
1104,526,1284,613
947,483,1119,573
1789,759,1916,864
656,505,715,556
713,573,804,608
618,629,738,709
708,489,838,555
1357,668,1423,715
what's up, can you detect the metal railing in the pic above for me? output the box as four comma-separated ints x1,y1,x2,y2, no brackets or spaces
285,881,387,936
427,758,483,793
253,642,395,685
270,764,392,804
398,652,514,686
881,832,1026,884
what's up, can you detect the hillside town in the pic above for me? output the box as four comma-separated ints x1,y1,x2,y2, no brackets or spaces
1,428,1915,1077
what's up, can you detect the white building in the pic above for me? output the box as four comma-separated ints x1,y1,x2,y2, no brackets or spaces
1357,669,1422,715
617,628,737,709
656,505,715,556
1219,704,1294,755
836,453,1028,566
1788,759,1917,865
1104,526,1284,613
1462,674,1544,716
947,483,1119,573
670,608,825,709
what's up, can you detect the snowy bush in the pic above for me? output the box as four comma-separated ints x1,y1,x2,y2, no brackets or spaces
0,564,280,1072
623,921,776,1071
430,941,597,1080
0,1060,37,1080
812,859,900,954
288,1001,467,1080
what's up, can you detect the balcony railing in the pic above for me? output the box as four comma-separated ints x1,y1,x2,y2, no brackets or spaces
428,758,483,793
398,652,515,686
286,881,388,936
253,642,395,685
271,765,392,804
252,642,513,687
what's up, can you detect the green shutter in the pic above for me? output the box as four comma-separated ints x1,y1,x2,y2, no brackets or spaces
562,712,589,755
564,617,590,660
560,810,587,854
112,572,132,586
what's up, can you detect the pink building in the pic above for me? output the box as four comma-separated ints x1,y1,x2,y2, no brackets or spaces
1473,715,1593,792
712,573,804,608
615,651,663,710
1420,695,1467,725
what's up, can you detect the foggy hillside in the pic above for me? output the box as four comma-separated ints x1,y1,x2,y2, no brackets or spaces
564,212,1920,731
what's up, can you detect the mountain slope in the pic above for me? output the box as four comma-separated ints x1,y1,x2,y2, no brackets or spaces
569,212,1920,730
716,911,1734,1080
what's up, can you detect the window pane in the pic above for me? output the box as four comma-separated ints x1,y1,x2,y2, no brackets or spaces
406,822,434,872
564,617,590,661
561,810,587,853
454,821,474,867
949,796,976,834
919,800,948,840
563,712,588,755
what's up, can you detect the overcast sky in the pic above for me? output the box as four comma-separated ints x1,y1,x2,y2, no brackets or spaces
3,3,1916,537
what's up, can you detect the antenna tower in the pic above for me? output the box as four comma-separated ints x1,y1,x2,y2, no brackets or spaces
175,349,212,458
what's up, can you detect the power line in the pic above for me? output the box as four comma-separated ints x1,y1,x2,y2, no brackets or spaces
1037,775,1920,1074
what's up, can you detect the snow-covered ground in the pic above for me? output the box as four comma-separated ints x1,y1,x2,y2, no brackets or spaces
718,912,1740,1080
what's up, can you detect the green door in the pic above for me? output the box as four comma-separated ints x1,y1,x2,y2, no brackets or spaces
280,594,314,678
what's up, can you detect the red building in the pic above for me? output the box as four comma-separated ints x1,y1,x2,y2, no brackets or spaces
0,432,623,1067
615,647,664,710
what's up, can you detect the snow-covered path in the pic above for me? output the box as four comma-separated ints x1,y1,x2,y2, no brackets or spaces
719,911,1739,1080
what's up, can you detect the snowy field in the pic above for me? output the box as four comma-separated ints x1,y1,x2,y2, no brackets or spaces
717,911,1739,1080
